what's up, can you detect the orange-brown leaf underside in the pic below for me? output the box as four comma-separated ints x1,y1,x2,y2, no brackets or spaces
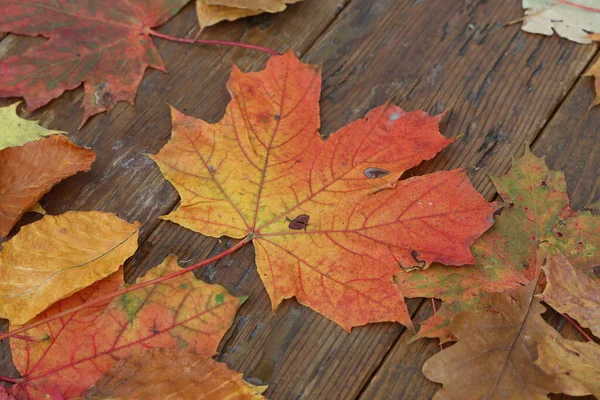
86,348,265,399
152,51,497,331
0,0,189,126
8,256,244,400
0,135,95,237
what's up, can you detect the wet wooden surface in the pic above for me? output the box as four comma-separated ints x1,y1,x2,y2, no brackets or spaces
1,0,598,399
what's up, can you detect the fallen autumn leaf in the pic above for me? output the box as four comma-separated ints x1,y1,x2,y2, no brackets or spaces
7,255,244,399
151,50,497,331
0,135,96,237
0,211,139,324
85,348,266,400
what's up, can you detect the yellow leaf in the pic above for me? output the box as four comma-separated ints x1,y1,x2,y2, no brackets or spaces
0,211,140,324
0,102,63,151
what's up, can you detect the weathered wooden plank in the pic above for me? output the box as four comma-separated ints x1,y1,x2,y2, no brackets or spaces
101,1,598,399
0,0,349,380
359,53,600,400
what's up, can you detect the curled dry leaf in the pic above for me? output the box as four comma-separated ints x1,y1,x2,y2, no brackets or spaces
521,0,600,44
398,148,600,342
197,0,264,29
0,135,96,237
422,280,589,399
85,348,266,400
0,211,139,324
151,51,497,331
0,0,189,126
0,103,63,151
7,256,244,400
535,336,600,398
196,0,301,28
540,253,600,338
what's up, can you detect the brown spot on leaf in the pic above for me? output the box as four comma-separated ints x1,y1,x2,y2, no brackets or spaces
364,167,390,179
286,214,310,231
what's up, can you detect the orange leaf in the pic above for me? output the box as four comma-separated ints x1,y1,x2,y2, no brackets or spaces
151,51,497,331
85,348,266,400
540,253,600,338
8,256,244,400
0,211,139,325
0,135,95,237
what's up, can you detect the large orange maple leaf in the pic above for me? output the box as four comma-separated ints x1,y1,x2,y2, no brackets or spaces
151,51,497,331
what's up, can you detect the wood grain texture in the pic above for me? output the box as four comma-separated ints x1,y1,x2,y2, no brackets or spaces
1,0,599,398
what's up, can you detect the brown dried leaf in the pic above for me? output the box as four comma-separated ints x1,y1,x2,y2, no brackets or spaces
86,348,266,400
540,253,600,338
535,336,600,398
422,280,572,399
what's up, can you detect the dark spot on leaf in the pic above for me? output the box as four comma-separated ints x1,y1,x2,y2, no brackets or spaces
400,250,427,271
274,114,280,121
364,167,390,179
594,266,600,278
508,203,515,208
208,165,216,175
541,180,547,187
286,214,310,231
153,327,159,335
556,231,563,238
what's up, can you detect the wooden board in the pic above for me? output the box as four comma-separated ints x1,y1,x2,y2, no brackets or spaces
1,0,599,399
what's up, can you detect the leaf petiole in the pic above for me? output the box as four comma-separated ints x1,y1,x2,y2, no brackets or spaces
0,238,251,342
0,376,22,383
149,30,280,55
